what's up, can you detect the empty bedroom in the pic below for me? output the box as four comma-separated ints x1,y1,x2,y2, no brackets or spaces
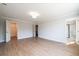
0,3,79,56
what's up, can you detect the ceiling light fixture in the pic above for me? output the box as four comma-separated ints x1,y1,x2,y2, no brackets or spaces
29,11,40,19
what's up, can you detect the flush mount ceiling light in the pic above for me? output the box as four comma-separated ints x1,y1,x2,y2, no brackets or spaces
29,11,40,19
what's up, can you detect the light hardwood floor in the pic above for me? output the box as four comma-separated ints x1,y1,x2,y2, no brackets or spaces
0,37,79,56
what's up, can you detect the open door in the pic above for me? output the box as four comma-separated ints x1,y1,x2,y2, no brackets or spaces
66,20,76,45
76,20,79,44
6,20,11,42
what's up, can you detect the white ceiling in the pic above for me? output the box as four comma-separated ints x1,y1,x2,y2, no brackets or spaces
0,3,79,22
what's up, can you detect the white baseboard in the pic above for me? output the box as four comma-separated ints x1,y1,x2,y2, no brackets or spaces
18,36,32,40
39,36,66,44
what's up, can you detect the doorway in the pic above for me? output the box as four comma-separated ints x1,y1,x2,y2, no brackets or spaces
66,20,76,45
35,25,38,37
10,22,17,40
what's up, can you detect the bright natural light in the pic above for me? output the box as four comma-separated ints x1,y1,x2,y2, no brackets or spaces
66,41,75,45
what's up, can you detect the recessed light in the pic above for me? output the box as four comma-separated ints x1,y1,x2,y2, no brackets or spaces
29,11,40,19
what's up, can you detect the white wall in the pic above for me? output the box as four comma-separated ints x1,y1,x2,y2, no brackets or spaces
17,21,33,39
38,19,66,43
0,5,2,16
0,17,6,42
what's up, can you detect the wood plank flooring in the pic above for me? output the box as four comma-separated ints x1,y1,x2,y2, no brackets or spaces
0,37,79,56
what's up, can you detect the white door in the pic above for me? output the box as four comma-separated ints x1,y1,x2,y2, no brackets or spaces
70,22,76,42
76,20,79,44
6,20,11,42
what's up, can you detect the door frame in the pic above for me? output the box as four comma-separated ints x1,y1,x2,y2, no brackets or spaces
6,20,18,42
